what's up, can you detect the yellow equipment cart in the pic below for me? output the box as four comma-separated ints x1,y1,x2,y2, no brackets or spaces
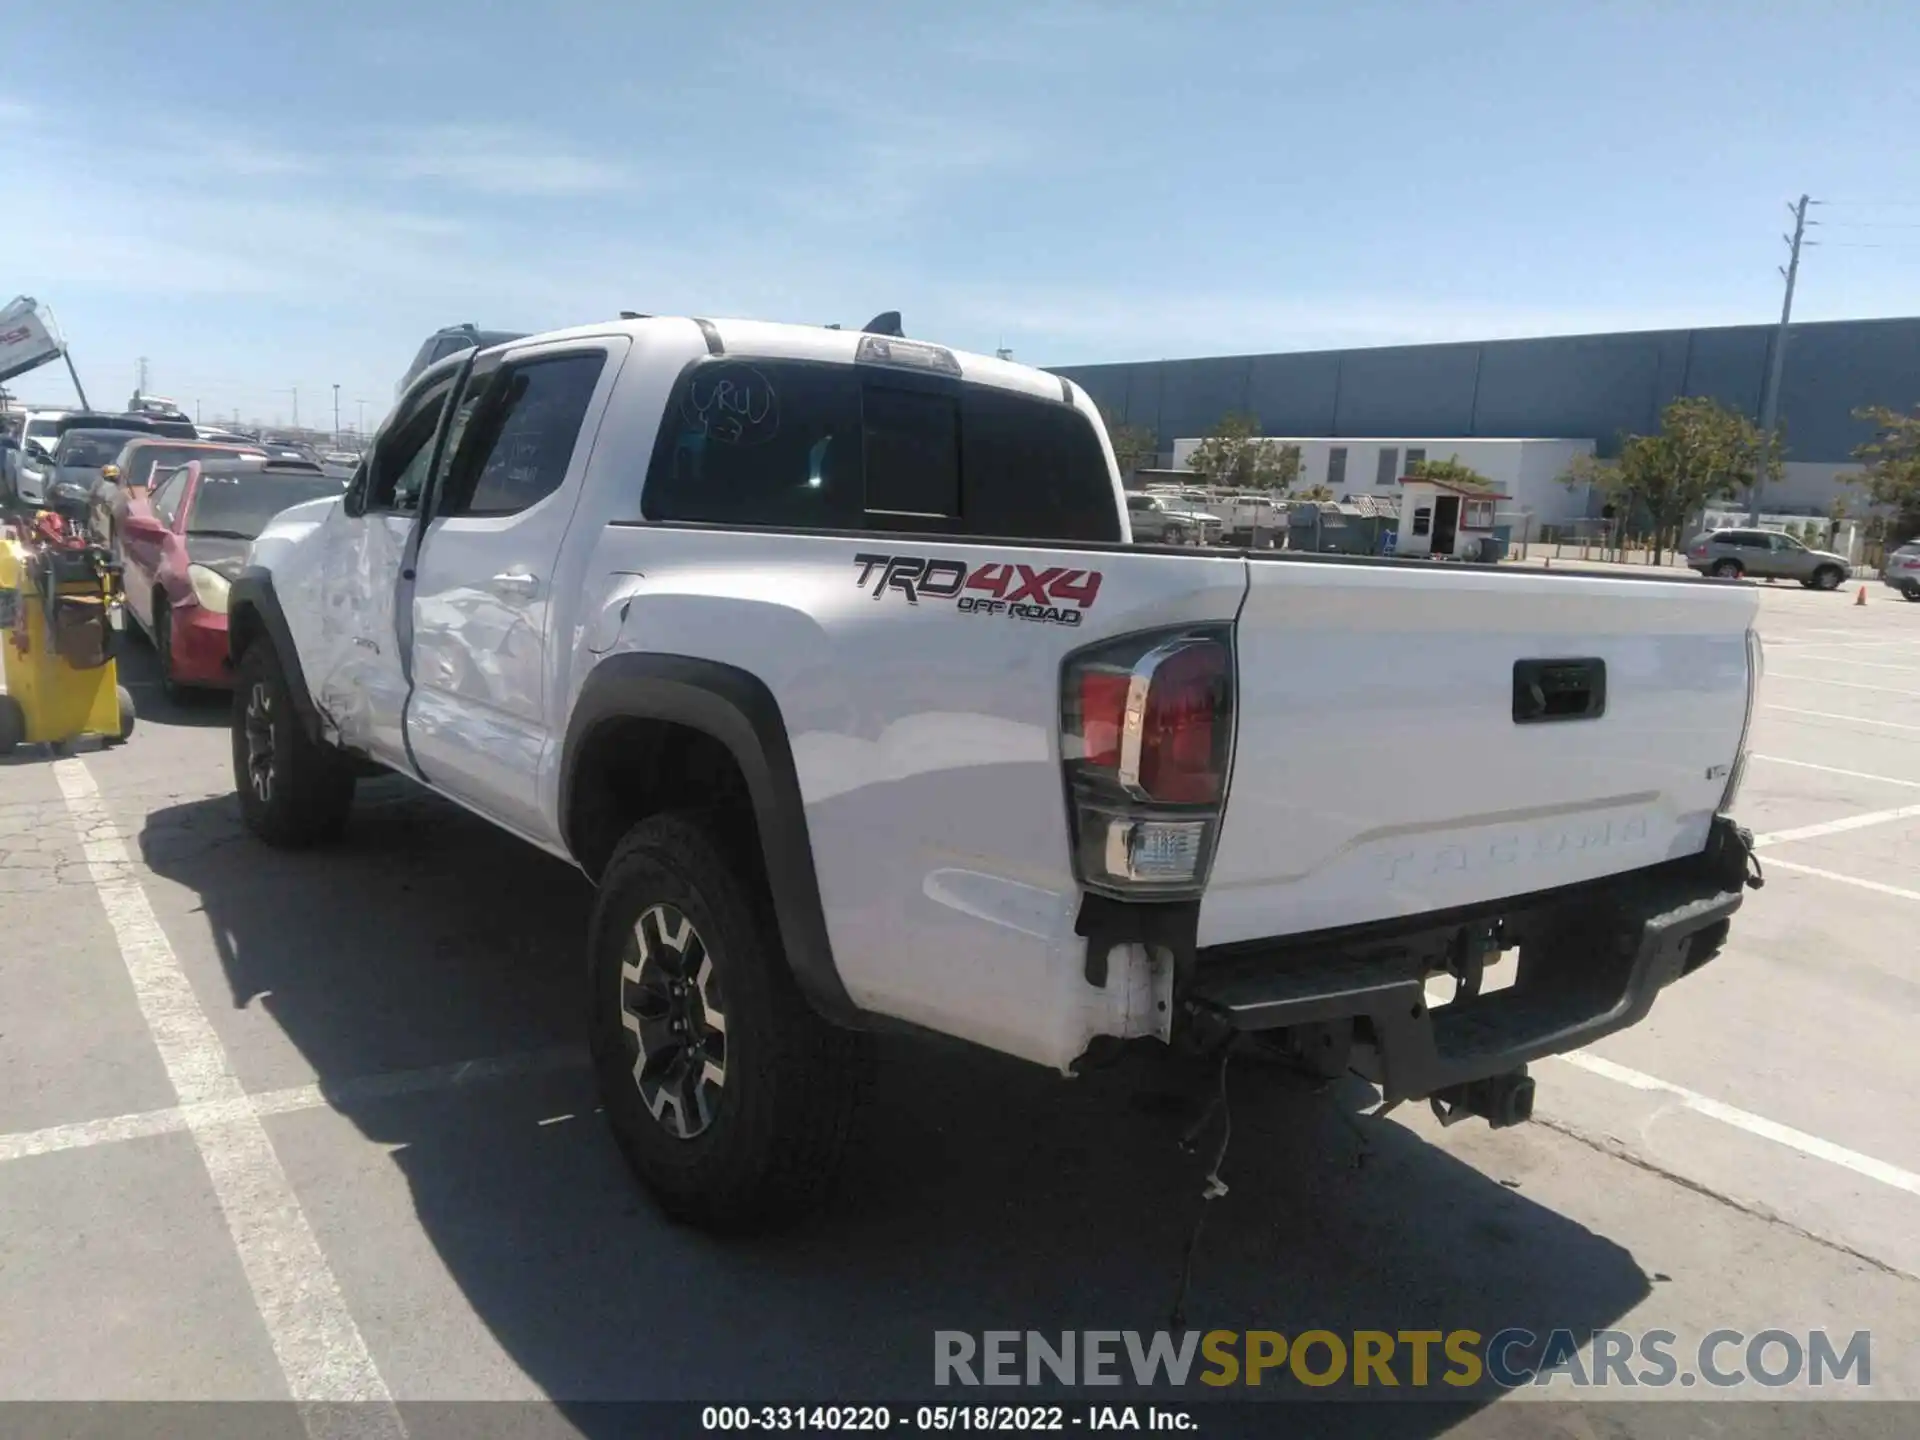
0,513,135,756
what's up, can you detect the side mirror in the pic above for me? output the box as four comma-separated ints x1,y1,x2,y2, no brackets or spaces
121,512,169,542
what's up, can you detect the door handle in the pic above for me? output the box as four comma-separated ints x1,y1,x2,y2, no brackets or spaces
489,571,540,597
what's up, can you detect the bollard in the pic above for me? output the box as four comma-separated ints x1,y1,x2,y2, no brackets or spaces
1856,585,1868,607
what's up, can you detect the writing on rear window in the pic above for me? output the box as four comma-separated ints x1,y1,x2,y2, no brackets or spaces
853,553,1102,626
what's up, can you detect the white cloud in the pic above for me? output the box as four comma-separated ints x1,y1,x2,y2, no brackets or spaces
378,123,634,197
906,283,1762,364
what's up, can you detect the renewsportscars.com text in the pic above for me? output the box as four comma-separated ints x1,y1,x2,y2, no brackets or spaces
934,1328,1872,1391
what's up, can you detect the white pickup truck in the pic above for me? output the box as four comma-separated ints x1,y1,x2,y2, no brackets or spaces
230,315,1765,1231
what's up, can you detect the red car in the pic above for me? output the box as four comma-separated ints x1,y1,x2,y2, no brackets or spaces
117,457,346,697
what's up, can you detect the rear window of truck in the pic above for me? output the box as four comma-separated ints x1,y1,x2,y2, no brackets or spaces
640,357,1120,543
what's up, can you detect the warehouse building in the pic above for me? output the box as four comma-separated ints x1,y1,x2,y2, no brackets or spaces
1052,315,1920,520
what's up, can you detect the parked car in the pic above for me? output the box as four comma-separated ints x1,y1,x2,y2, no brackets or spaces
398,323,527,397
44,426,158,524
228,315,1761,1232
10,407,73,503
91,437,270,547
118,457,344,698
1125,491,1222,544
1684,527,1852,588
1883,542,1920,602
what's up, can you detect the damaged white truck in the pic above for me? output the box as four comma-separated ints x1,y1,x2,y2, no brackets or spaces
227,314,1765,1230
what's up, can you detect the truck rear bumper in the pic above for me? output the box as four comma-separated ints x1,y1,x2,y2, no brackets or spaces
1184,818,1755,1102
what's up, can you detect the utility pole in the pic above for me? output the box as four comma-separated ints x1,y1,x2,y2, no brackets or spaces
356,398,367,435
333,383,341,445
1750,193,1815,522
291,386,299,429
136,355,149,401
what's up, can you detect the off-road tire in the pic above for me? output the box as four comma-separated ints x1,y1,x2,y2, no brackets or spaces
588,811,872,1233
231,639,354,847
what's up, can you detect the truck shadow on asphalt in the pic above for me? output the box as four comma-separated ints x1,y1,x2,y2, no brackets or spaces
114,640,230,728
136,782,1653,1437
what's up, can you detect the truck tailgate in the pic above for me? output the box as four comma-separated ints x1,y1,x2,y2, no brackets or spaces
1199,560,1760,948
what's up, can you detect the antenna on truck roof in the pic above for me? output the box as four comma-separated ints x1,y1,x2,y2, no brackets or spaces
861,311,903,337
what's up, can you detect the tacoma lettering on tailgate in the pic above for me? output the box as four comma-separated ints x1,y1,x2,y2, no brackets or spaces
853,554,1102,627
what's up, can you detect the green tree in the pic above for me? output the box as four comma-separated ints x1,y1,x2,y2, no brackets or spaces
1559,398,1775,564
1099,407,1160,482
1185,412,1302,492
1851,403,1920,544
1405,456,1496,490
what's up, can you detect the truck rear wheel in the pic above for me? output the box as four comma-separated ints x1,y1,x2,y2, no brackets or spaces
231,640,354,847
588,811,871,1233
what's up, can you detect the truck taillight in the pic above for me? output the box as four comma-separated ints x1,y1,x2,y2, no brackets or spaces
1061,627,1234,897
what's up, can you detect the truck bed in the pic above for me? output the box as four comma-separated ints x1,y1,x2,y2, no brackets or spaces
1199,557,1758,946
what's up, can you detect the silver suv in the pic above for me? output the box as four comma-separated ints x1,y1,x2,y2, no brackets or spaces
1883,542,1920,602
1125,492,1221,545
1684,528,1852,589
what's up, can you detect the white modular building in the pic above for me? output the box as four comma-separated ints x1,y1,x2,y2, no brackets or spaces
1168,435,1598,531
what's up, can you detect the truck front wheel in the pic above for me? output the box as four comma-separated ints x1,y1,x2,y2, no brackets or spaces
588,811,871,1232
231,640,355,847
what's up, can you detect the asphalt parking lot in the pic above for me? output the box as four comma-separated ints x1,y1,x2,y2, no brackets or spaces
2,573,1917,1437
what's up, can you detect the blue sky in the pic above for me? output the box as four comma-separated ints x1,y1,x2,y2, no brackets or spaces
4,0,1918,428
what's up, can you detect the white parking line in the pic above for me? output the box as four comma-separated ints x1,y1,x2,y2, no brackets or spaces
1765,705,1920,733
1766,672,1920,697
1751,754,1920,789
1556,1052,1920,1198
1752,802,1920,848
53,759,405,1439
0,1045,585,1166
1764,857,1920,905
1781,654,1920,674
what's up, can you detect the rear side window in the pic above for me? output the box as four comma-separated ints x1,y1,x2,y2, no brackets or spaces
641,358,1119,542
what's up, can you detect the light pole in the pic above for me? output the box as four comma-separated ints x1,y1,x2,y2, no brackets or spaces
1750,194,1816,522
332,383,340,445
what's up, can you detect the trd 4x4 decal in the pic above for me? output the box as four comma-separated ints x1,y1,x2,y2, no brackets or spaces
853,554,1102,627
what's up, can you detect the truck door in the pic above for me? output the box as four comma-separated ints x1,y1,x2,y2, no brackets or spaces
405,337,625,838
313,370,456,767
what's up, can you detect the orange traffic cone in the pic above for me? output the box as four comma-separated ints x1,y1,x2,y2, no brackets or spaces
1856,585,1868,607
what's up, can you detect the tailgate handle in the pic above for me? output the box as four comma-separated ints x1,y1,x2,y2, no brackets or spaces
1513,658,1606,724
